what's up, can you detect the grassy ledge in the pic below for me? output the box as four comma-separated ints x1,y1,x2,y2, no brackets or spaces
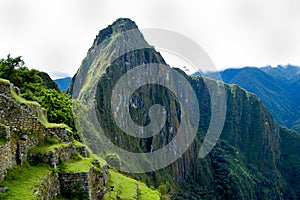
59,154,97,173
103,170,161,200
29,139,70,154
0,78,10,84
71,140,85,147
38,114,68,129
10,88,40,106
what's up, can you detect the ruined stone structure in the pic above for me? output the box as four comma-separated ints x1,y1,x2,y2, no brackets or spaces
59,166,108,199
0,80,108,199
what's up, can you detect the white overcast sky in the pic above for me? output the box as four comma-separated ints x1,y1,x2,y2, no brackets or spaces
0,0,300,78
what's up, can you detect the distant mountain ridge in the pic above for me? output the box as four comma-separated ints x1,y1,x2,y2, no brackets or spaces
199,65,300,133
54,77,71,92
261,64,300,83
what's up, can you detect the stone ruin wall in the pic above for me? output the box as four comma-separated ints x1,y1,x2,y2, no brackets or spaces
0,80,108,199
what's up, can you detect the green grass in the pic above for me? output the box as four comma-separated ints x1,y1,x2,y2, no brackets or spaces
63,140,108,165
10,88,40,106
93,153,107,166
29,139,103,173
103,170,161,200
59,154,96,173
72,140,84,147
39,114,68,129
0,78,10,84
0,162,51,200
70,140,111,165
29,139,69,154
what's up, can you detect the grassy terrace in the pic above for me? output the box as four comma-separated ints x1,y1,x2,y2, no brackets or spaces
59,155,96,173
10,88,40,106
69,140,108,167
29,139,70,154
103,170,161,200
0,163,51,200
29,138,102,173
38,114,68,129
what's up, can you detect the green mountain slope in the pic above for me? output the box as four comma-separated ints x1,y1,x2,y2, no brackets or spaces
69,18,300,199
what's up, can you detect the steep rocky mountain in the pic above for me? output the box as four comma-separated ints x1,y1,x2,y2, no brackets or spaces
69,18,300,199
201,66,300,133
54,77,71,92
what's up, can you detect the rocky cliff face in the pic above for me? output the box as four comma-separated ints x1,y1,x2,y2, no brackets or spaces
69,18,300,199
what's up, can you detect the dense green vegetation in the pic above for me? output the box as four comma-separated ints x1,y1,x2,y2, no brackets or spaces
0,55,75,130
278,127,300,199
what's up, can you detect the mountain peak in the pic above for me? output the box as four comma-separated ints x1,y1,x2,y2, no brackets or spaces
111,18,138,31
92,18,138,47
